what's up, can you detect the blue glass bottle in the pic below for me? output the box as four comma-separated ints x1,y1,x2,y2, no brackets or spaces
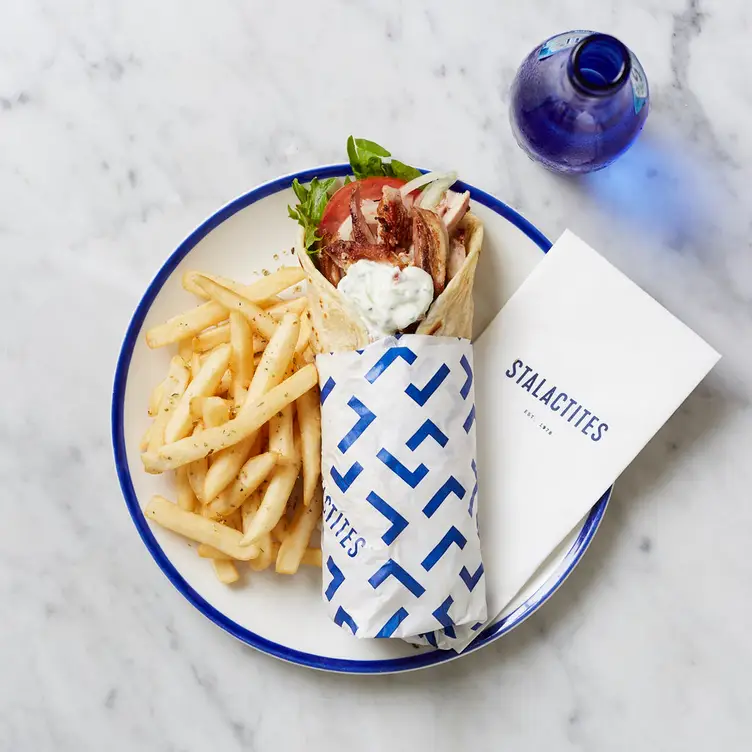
510,31,649,173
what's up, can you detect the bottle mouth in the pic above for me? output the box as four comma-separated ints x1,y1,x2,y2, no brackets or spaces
569,34,631,95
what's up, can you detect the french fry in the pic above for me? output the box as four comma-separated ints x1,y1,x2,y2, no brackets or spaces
205,452,279,519
143,356,190,462
240,439,301,546
201,313,301,501
296,386,321,506
301,548,322,568
178,338,193,365
194,276,278,341
175,465,197,512
187,426,208,504
276,486,323,574
217,368,232,395
146,365,318,472
148,379,165,417
145,496,259,560
229,312,254,406
294,313,312,354
224,509,243,531
271,515,288,543
266,297,308,320
190,350,201,378
183,267,305,304
212,559,239,584
140,423,153,452
197,543,233,560
202,396,230,428
248,535,277,572
146,301,227,348
268,404,295,460
163,344,232,443
192,322,231,352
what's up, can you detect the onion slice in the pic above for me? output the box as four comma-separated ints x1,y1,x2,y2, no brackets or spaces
399,170,456,198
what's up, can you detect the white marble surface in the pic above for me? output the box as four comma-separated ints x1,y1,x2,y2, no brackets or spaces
2,0,751,749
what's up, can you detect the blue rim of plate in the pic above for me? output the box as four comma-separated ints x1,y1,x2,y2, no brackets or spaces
112,163,611,674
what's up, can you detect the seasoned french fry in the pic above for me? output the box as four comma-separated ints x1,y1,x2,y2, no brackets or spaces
145,496,260,560
224,509,243,531
187,426,208,505
194,276,278,341
202,313,301,501
146,301,227,348
212,559,239,584
175,465,197,512
268,404,295,460
197,543,233,560
178,338,193,365
217,368,232,395
148,379,166,417
266,297,308,320
192,322,231,352
146,365,318,472
271,515,288,543
202,396,230,428
143,357,191,463
294,313,312,354
248,535,277,572
183,267,306,304
276,486,323,574
240,439,301,546
164,344,232,443
206,452,279,518
140,423,153,452
229,312,254,406
296,386,321,506
301,548,322,568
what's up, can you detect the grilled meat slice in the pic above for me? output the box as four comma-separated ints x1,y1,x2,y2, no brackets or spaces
437,190,470,235
318,238,403,287
318,248,343,287
447,228,467,281
376,186,412,250
412,207,449,296
349,184,376,245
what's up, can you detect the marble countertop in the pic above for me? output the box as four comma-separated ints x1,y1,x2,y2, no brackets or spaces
3,1,751,749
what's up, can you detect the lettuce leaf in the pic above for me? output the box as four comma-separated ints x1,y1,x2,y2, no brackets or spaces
346,136,422,182
287,177,336,251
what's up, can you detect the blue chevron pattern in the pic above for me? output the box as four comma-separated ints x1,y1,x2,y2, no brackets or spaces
337,396,376,453
325,556,345,601
432,595,455,628
364,346,417,383
463,404,476,433
377,448,428,488
406,419,448,451
368,559,426,597
330,461,363,492
334,606,358,634
468,459,479,516
421,526,467,571
320,376,336,404
405,363,450,406
422,476,466,518
375,607,409,638
420,631,438,648
460,354,473,399
459,562,484,591
366,491,408,545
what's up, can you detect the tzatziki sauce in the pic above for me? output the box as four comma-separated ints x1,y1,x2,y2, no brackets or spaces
338,260,434,340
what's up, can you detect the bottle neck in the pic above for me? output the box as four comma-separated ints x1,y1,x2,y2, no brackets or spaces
567,34,631,97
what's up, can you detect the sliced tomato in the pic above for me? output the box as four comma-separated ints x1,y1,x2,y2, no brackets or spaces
318,176,406,237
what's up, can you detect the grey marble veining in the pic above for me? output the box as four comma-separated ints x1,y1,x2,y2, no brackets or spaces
2,1,751,749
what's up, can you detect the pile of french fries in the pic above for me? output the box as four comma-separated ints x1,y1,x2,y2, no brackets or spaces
140,266,323,585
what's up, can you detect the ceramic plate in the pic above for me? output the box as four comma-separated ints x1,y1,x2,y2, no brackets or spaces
112,165,611,673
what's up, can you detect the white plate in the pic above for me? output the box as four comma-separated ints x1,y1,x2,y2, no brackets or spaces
112,165,611,673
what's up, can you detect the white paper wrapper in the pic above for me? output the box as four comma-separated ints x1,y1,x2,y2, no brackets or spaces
316,334,486,647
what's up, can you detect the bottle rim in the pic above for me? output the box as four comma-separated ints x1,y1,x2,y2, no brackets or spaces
569,34,632,96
